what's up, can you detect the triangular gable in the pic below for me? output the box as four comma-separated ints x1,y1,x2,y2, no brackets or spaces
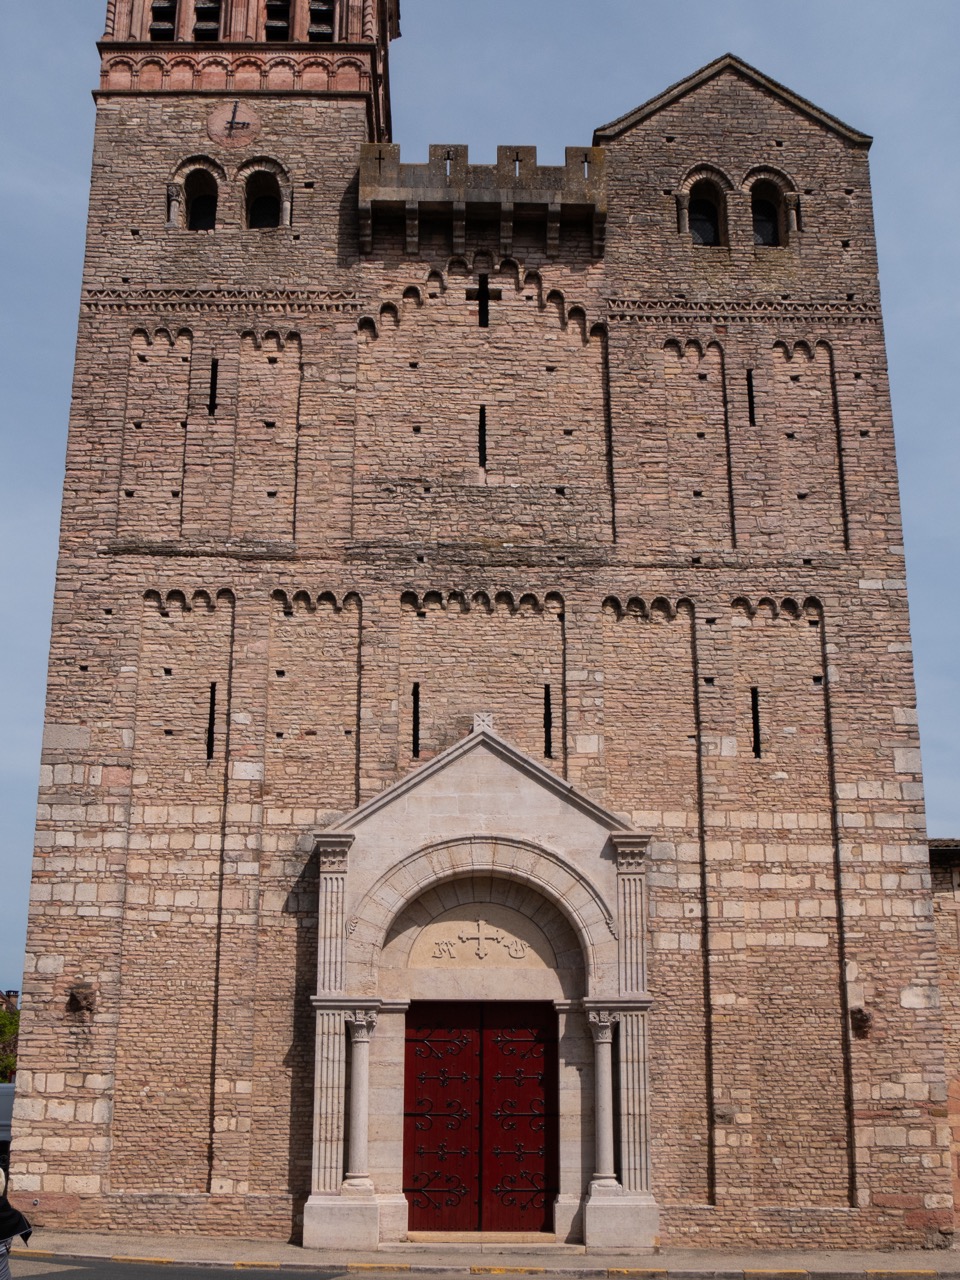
593,53,871,148
330,727,631,833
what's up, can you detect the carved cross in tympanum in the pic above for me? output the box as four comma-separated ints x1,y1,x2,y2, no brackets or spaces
458,917,505,960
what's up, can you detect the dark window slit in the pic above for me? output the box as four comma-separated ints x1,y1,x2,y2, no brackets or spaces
206,682,217,761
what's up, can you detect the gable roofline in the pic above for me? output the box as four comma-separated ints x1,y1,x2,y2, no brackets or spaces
328,727,633,833
593,53,872,148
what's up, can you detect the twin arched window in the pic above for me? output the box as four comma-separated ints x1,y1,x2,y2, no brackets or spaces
682,174,796,247
174,163,288,231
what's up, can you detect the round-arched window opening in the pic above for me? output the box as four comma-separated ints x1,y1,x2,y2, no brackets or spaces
752,181,784,247
185,169,218,231
689,181,723,246
246,171,283,229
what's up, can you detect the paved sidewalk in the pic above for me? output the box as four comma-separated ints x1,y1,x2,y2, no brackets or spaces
10,1230,960,1276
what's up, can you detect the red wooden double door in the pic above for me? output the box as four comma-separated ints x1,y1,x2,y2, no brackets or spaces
403,1002,559,1232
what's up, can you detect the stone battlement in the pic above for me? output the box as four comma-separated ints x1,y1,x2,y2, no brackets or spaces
358,143,607,256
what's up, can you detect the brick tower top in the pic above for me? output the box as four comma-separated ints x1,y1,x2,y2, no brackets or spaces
100,0,401,138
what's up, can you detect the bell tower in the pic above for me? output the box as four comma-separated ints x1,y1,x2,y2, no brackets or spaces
101,0,400,139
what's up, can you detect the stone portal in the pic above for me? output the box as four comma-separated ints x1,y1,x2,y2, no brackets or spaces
403,1002,559,1232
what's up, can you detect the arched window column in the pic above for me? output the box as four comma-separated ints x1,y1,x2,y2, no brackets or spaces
166,182,184,229
785,191,801,235
676,192,691,235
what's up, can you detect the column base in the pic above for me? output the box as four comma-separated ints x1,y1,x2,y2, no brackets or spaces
303,1191,382,1251
583,1186,660,1250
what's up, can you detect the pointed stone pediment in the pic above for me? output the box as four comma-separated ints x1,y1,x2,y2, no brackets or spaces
593,53,871,147
331,725,630,846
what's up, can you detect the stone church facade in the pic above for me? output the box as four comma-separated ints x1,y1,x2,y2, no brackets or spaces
12,0,957,1252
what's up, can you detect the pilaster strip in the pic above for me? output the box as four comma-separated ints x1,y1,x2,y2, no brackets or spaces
315,833,353,994
612,832,651,997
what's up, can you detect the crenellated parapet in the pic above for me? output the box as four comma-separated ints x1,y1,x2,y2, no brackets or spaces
358,143,607,258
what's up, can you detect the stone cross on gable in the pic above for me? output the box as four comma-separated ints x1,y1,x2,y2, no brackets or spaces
473,712,494,733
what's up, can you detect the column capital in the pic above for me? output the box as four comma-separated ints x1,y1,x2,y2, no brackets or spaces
308,831,355,870
587,1009,621,1043
611,831,651,872
344,1008,379,1043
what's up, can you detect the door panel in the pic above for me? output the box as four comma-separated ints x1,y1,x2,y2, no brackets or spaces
403,1004,482,1230
403,1002,558,1233
482,1002,558,1231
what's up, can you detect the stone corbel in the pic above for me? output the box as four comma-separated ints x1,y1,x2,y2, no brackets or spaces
358,201,373,256
546,202,561,258
500,201,514,258
452,201,466,257
592,208,607,258
405,201,419,256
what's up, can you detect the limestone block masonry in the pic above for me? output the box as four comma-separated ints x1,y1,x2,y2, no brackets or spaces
11,0,956,1253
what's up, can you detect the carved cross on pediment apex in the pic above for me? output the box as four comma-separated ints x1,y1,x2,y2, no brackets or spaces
473,712,495,733
313,832,355,870
611,831,651,871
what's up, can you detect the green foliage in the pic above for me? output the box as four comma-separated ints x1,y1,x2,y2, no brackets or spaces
0,1006,18,1082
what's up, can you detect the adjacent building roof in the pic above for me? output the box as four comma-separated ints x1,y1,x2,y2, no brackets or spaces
593,53,872,148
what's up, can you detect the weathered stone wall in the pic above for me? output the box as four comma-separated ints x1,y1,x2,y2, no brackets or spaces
10,12,953,1250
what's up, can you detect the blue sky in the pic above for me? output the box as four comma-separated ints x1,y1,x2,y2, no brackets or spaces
0,0,957,988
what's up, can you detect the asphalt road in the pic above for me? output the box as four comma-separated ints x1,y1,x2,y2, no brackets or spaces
11,1260,363,1280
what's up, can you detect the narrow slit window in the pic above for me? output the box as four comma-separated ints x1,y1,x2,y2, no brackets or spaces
478,274,490,328
264,0,291,39
206,682,217,761
149,0,178,40
412,683,421,759
543,684,554,760
308,0,335,41
751,687,762,759
207,358,219,416
478,405,487,469
746,369,757,426
193,0,221,40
